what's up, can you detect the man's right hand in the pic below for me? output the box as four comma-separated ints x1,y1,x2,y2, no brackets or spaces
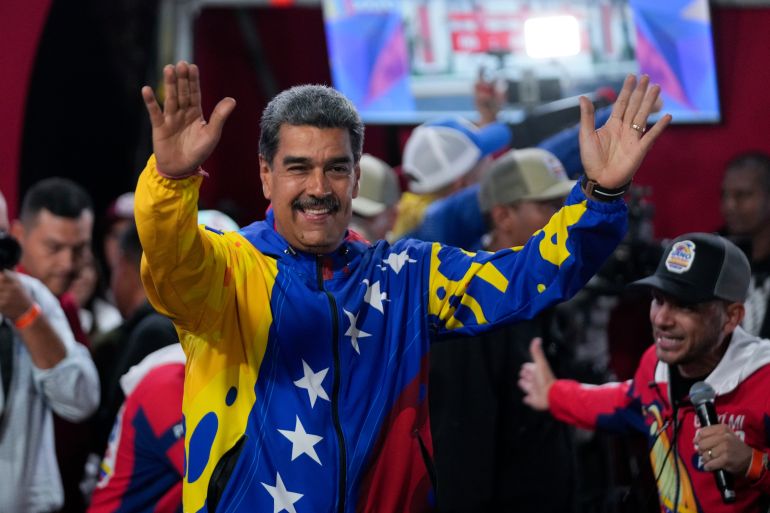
0,270,34,321
141,61,237,177
518,337,556,411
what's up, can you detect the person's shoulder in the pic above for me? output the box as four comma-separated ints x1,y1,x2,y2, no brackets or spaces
134,360,185,396
121,344,186,397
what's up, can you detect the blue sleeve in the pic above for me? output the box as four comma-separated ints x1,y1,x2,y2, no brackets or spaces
425,183,627,337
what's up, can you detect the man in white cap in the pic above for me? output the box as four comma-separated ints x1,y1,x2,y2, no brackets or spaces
391,117,511,239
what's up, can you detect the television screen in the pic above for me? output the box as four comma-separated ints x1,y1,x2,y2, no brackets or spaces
321,0,720,124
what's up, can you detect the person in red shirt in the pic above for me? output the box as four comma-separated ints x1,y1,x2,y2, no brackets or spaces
89,344,185,513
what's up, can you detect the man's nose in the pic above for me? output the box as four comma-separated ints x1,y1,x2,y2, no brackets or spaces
306,168,331,196
56,247,76,272
652,301,674,326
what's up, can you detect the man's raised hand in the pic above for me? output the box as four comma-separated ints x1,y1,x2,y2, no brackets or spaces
141,61,236,177
579,74,672,190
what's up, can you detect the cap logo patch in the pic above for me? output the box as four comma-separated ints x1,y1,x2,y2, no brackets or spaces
544,155,567,181
665,240,696,274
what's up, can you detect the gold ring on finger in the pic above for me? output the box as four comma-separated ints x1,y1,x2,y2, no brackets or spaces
707,449,713,460
631,123,646,134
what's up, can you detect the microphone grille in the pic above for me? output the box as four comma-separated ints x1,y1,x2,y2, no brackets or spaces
689,381,716,405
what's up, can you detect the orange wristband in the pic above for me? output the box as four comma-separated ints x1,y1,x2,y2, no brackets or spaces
746,449,766,481
14,303,41,330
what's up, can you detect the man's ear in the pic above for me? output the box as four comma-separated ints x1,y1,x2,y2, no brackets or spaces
352,162,361,199
259,155,272,200
490,204,515,231
724,302,745,334
9,219,25,242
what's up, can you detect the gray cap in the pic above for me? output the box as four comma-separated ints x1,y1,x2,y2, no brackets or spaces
631,233,750,304
352,154,401,217
478,148,575,212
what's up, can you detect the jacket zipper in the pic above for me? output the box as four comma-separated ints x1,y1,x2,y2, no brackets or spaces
317,257,347,513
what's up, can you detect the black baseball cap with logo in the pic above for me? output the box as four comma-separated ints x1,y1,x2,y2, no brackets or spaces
630,232,750,304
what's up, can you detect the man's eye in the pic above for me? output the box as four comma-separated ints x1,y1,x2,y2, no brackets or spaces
329,166,350,175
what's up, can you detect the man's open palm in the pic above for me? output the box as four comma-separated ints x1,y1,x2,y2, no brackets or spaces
141,61,236,177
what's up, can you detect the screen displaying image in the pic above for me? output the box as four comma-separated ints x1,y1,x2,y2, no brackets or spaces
322,0,720,124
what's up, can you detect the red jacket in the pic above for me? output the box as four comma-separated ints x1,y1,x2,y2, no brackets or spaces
549,327,770,513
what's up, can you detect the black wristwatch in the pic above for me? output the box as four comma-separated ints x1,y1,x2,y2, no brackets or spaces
581,175,631,202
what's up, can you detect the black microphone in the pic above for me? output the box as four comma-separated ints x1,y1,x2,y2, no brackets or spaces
689,381,736,503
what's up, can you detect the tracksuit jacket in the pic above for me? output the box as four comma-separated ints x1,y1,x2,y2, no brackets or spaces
135,154,626,513
549,326,770,512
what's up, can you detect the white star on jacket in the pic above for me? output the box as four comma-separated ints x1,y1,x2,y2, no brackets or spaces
278,415,324,465
293,360,330,407
362,279,388,314
382,250,417,274
344,309,371,354
262,472,303,513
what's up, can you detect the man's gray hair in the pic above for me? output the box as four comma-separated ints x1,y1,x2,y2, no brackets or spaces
259,84,364,166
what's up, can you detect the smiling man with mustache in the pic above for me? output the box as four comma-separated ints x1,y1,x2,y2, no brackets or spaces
134,61,668,513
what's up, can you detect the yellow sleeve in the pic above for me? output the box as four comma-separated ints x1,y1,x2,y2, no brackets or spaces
134,155,232,334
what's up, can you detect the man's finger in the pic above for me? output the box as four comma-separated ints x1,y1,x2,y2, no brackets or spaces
208,97,237,135
141,86,164,128
578,96,596,143
189,63,202,109
639,114,672,154
609,74,636,121
631,84,661,128
163,64,178,114
176,61,191,110
622,74,650,126
529,337,548,367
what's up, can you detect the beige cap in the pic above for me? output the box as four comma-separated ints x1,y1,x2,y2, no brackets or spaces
478,148,575,212
198,210,239,232
352,154,401,217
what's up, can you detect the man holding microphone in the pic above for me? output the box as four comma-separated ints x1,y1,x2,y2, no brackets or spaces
520,232,770,512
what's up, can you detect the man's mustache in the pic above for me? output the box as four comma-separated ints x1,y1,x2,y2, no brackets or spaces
292,195,340,213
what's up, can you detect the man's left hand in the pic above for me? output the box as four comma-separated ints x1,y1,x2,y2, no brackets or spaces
578,74,672,189
695,424,753,475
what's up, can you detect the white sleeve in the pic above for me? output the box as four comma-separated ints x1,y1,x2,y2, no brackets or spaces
21,275,100,422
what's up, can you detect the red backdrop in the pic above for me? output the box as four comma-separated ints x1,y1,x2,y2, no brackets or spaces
633,7,770,238
0,0,52,219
